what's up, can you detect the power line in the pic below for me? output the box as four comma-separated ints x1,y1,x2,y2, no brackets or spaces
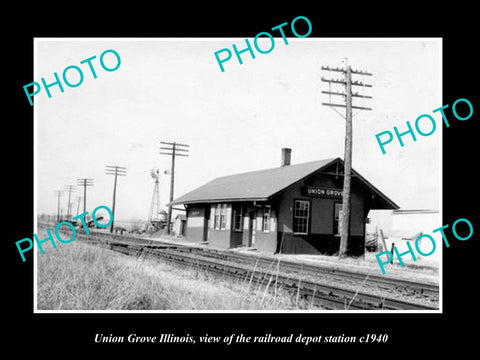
160,141,189,235
105,165,127,233
321,59,372,259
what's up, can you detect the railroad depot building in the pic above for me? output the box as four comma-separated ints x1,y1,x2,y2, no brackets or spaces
171,149,399,256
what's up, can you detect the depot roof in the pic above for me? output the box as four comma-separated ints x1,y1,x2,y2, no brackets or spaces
170,157,399,209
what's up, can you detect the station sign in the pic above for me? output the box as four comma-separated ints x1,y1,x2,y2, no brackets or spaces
304,186,343,198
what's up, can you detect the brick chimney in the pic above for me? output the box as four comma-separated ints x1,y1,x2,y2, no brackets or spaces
281,148,291,167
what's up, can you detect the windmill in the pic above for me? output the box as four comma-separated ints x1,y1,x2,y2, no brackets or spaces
148,167,163,231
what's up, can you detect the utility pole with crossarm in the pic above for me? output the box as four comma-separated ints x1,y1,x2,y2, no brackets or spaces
160,141,189,235
64,185,76,221
321,59,372,258
54,190,62,223
77,178,94,214
105,165,127,233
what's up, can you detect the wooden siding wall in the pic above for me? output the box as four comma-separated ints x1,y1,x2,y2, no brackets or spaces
275,173,367,255
185,205,206,243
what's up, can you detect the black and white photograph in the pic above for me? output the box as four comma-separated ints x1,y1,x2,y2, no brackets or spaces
6,7,479,355
33,38,442,313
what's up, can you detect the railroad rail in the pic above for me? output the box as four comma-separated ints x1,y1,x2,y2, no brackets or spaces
61,228,439,311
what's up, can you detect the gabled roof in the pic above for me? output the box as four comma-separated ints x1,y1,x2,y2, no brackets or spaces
171,157,399,209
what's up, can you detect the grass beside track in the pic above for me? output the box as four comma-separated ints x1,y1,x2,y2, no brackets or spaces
36,239,324,311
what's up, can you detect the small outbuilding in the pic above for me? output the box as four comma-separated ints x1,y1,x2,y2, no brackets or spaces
170,149,399,256
173,214,187,237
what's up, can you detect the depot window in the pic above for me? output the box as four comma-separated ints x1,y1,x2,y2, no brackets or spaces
214,204,220,230
262,207,271,232
214,204,227,230
220,204,227,230
293,200,310,234
334,203,343,236
233,206,243,231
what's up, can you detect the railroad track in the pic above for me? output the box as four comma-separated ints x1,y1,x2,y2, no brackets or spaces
144,242,439,299
69,229,439,311
73,229,439,298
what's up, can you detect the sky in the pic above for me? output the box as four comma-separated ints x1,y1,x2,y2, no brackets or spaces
35,38,442,222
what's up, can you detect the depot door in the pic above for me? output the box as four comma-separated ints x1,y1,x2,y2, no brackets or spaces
203,206,210,242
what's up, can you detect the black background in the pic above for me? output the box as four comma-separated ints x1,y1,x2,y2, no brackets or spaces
4,4,478,356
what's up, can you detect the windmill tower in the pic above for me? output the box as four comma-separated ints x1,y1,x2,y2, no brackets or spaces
148,167,162,230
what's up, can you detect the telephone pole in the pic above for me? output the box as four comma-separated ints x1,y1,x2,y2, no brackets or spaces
321,59,372,258
106,165,127,233
54,190,62,223
77,178,94,214
64,185,76,221
76,196,82,216
160,141,189,235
